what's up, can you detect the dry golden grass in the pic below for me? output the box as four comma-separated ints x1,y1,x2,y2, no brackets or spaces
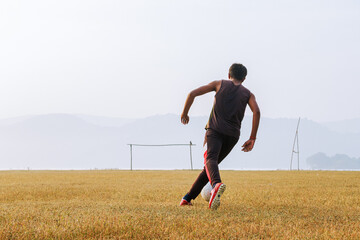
0,170,359,239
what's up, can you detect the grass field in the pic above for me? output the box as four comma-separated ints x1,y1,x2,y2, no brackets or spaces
0,170,359,239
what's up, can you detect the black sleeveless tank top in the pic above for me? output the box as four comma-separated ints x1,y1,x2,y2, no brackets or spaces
205,80,251,138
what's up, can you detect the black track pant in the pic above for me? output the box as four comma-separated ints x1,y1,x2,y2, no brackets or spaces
187,129,239,200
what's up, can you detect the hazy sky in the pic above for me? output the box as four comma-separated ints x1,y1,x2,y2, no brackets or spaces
1,0,359,122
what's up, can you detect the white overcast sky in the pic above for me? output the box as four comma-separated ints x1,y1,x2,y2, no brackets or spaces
0,0,359,122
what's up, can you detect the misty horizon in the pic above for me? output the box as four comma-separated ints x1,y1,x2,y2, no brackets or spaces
0,113,359,171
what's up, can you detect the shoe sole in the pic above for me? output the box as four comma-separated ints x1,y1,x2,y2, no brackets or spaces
209,184,226,210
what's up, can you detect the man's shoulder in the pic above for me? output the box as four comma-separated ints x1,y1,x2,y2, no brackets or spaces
239,85,252,100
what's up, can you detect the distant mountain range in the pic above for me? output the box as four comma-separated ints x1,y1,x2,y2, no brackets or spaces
307,152,360,169
0,114,359,170
323,119,360,134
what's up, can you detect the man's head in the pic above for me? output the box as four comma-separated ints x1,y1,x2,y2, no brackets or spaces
228,63,247,82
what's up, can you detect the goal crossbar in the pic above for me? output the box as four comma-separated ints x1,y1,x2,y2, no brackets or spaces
127,143,196,147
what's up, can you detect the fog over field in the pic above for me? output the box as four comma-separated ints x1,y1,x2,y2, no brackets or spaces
0,114,359,170
0,1,359,170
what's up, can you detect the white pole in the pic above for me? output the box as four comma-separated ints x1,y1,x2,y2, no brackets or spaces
189,141,193,170
290,117,301,170
130,144,133,171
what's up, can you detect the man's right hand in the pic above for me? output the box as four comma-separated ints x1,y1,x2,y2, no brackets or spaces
181,113,189,125
180,81,221,126
242,139,255,152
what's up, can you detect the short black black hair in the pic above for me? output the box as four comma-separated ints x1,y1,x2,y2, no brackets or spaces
229,63,247,81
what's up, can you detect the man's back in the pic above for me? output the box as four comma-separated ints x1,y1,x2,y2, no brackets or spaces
206,80,251,138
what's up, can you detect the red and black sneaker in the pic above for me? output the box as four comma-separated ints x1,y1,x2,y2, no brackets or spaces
179,198,193,206
208,183,226,210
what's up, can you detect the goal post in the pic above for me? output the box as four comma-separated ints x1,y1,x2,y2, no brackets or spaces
127,141,196,170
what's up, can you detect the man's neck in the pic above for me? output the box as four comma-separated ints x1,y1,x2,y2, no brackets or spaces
230,78,242,85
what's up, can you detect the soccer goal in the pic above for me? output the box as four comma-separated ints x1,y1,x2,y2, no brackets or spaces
127,141,196,170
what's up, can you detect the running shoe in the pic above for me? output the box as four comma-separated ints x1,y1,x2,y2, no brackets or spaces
179,198,193,206
208,183,226,210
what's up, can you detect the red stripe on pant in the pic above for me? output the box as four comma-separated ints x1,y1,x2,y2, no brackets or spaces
203,149,212,186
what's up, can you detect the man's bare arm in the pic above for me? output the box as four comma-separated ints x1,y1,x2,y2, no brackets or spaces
242,93,260,152
181,81,221,125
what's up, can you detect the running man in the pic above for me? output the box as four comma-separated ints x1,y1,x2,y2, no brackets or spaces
179,63,260,210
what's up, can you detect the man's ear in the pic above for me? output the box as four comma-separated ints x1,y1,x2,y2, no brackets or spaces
228,73,231,79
